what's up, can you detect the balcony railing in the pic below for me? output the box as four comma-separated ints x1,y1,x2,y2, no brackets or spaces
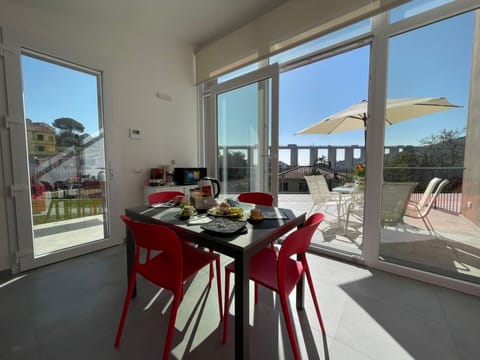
278,165,463,215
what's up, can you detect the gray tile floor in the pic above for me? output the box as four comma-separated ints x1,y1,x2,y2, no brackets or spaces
1,244,479,360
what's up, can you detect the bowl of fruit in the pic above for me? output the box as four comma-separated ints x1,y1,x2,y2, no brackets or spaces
178,205,197,219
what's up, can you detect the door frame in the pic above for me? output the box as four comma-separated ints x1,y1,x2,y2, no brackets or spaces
1,25,123,273
207,64,279,203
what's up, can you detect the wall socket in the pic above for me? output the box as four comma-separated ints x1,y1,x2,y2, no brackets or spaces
466,201,472,209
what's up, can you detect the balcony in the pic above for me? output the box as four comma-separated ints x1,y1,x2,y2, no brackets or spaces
31,142,479,285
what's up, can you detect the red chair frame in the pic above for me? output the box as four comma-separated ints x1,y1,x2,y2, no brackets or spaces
115,215,222,360
222,213,326,360
147,191,184,205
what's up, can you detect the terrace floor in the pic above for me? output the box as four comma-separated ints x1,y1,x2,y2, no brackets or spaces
279,194,480,285
32,193,480,285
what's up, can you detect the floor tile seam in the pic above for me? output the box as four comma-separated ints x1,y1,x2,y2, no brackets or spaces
434,288,467,360
330,338,379,360
331,295,456,360
321,292,351,350
329,299,378,360
346,289,450,333
31,324,46,360
393,298,448,327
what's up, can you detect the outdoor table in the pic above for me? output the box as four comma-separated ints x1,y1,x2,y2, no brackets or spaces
124,203,306,360
332,185,364,224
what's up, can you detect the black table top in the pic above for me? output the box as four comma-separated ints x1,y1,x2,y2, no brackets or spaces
125,203,305,259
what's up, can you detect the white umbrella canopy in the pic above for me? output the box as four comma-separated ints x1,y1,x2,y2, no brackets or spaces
296,97,461,135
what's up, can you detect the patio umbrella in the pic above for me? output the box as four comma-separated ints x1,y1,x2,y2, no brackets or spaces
296,97,461,136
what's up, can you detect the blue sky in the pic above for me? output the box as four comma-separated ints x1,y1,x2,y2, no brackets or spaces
21,55,100,136
22,7,473,166
280,10,473,151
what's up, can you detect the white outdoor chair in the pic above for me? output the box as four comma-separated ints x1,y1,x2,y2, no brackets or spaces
344,182,418,234
304,175,345,219
380,182,418,227
407,177,441,211
405,179,449,233
343,191,365,234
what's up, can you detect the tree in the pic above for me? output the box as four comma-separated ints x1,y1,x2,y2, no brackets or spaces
52,117,84,133
51,117,85,148
384,146,419,182
418,128,465,167
218,150,247,180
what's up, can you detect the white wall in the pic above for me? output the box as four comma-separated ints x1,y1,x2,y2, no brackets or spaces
0,1,199,271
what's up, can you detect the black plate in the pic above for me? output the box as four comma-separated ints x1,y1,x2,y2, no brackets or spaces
201,218,247,235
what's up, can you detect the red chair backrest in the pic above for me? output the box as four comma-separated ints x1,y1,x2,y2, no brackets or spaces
148,191,184,205
238,192,274,206
277,212,325,270
120,215,183,282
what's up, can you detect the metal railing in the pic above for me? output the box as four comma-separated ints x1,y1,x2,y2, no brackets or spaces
278,165,463,215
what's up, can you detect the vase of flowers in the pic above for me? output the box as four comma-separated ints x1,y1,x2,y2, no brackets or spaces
354,164,366,187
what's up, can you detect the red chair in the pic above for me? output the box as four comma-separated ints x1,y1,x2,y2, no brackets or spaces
237,191,274,206
115,215,223,360
222,213,326,360
238,192,275,249
148,191,184,205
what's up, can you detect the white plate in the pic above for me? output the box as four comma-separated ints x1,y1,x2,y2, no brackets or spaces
207,207,243,217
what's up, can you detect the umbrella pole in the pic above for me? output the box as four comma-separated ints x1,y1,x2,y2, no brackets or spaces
363,114,367,149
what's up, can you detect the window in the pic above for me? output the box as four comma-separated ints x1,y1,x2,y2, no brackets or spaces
269,19,371,66
390,0,454,23
382,10,477,284
37,134,44,141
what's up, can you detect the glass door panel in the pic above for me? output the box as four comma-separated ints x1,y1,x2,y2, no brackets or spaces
21,51,108,263
277,44,370,258
210,66,278,200
382,11,480,284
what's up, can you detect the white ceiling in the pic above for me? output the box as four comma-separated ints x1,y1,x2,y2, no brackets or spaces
3,0,287,49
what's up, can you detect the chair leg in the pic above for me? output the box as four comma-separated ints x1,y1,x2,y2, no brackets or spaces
209,249,214,281
278,291,301,360
304,264,326,335
423,216,434,234
343,203,353,234
215,257,223,319
163,292,181,360
307,204,317,217
222,266,232,344
114,271,137,347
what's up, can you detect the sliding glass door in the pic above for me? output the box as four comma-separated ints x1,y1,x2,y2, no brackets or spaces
208,65,279,202
380,9,480,285
277,42,370,258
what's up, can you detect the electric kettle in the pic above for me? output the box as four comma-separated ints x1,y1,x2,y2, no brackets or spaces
197,177,221,198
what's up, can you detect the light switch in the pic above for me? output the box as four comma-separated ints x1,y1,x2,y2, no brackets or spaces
129,128,143,139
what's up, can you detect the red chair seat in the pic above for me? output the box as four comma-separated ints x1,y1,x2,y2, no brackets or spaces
225,248,304,295
141,243,217,291
223,213,326,360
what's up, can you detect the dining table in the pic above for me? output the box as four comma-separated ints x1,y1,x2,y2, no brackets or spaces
124,201,306,360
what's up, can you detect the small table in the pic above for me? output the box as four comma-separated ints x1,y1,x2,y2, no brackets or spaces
333,184,364,196
332,185,364,224
124,203,306,360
